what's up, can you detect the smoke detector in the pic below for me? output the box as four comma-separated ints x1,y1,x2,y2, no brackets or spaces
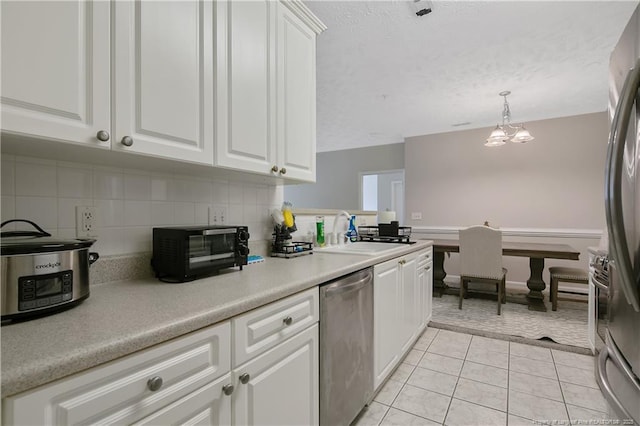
414,0,433,16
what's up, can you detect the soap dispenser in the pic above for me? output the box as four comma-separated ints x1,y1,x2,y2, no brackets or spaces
346,215,358,243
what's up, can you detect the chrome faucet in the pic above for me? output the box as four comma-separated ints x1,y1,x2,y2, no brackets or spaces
333,210,351,243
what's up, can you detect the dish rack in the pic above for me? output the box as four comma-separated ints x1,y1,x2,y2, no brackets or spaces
271,241,313,258
358,223,412,243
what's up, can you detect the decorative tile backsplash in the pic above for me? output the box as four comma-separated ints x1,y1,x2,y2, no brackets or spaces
1,154,284,257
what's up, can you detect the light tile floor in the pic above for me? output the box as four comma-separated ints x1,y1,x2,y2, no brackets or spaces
353,327,612,426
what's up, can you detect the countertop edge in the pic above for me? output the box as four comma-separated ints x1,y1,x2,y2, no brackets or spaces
1,240,433,398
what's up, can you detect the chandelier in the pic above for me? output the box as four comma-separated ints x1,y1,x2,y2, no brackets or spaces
485,91,534,147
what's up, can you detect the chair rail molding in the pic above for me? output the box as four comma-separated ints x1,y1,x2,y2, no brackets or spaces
412,226,603,240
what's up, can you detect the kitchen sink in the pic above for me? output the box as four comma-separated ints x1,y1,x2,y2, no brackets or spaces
315,241,408,255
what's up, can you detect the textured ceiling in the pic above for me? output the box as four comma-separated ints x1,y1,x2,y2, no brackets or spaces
306,1,639,152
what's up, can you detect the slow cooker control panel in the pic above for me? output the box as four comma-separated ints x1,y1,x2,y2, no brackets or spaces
18,271,73,311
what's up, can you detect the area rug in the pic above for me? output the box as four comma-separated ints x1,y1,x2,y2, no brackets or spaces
431,293,590,351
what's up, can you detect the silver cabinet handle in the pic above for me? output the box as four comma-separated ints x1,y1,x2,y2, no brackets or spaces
239,373,250,384
121,136,134,147
147,376,163,392
283,316,293,326
279,167,287,175
96,130,110,141
222,384,234,396
271,165,279,173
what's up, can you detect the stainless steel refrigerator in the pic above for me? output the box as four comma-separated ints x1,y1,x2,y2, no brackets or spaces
599,4,640,424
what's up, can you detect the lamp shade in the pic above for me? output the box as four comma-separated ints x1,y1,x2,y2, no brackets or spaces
511,127,534,143
485,126,507,146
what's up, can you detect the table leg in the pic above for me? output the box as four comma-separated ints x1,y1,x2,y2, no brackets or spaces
526,257,547,312
433,251,448,297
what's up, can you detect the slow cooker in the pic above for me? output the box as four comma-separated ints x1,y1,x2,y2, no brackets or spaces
1,219,99,322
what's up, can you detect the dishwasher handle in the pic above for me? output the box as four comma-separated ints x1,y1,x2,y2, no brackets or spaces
323,270,372,297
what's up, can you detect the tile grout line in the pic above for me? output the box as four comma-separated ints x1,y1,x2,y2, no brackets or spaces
441,333,473,425
551,350,573,423
506,340,511,425
377,328,440,425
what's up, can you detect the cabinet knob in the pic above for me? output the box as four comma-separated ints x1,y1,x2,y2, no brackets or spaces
239,373,251,384
283,316,293,326
121,136,134,147
279,167,287,175
96,130,110,142
398,259,406,265
271,165,279,173
222,384,234,396
147,376,163,392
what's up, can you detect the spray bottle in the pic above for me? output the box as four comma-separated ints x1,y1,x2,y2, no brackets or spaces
346,215,358,243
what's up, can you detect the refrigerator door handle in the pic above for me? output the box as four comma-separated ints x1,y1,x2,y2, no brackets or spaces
605,58,640,312
597,346,635,421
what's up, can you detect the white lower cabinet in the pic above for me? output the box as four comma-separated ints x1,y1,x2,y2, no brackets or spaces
417,247,434,330
3,322,233,425
233,324,319,425
373,258,402,390
3,288,320,426
373,248,433,390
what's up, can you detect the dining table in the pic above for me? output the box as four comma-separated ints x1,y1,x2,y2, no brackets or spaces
431,239,581,312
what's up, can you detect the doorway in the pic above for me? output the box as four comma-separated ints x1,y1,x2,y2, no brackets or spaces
360,170,405,224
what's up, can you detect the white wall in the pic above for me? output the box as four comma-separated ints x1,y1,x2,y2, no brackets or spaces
284,143,404,210
377,171,404,224
404,112,608,230
405,111,608,287
1,154,283,257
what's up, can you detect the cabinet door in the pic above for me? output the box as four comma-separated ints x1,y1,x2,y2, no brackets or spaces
215,0,277,175
417,248,434,330
276,3,317,182
233,324,319,426
113,0,214,164
399,254,419,355
1,0,110,147
417,262,427,331
373,259,401,390
133,374,232,426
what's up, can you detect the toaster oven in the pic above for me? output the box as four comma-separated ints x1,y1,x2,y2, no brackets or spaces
151,225,250,282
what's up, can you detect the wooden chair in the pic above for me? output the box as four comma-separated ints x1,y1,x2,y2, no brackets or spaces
459,225,507,315
548,266,589,311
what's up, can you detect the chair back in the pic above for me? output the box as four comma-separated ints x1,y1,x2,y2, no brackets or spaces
459,225,503,279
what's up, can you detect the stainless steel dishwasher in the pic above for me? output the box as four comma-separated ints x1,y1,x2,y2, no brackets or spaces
320,267,373,426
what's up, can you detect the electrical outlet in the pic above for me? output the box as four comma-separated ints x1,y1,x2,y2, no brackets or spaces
218,207,227,225
76,206,97,238
411,212,422,220
209,206,228,225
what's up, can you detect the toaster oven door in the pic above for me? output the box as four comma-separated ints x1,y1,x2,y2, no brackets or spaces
187,230,236,271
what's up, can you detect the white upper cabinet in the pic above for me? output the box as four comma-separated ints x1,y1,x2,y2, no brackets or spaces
1,0,111,148
215,0,325,182
0,0,325,178
215,0,277,175
276,2,318,181
113,0,215,165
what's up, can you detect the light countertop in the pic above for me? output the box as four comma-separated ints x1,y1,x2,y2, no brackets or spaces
1,240,432,398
